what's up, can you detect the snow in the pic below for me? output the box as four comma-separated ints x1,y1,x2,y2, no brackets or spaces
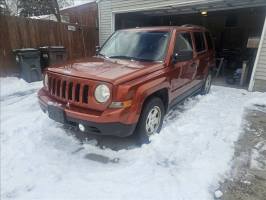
1,77,266,200
29,14,59,22
0,77,42,100
214,190,223,198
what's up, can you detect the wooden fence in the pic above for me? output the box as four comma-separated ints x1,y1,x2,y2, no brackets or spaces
0,15,99,76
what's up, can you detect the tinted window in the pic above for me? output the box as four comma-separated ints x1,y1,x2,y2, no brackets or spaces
194,32,206,52
174,33,193,53
205,32,213,50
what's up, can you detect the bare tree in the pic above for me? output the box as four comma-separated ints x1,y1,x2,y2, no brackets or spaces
5,0,18,15
51,0,61,22
57,0,74,9
0,0,10,15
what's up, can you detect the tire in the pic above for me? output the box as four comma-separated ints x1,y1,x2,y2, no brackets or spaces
135,97,165,144
201,72,212,95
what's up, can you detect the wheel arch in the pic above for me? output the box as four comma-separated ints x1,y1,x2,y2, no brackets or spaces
142,88,169,113
134,78,170,115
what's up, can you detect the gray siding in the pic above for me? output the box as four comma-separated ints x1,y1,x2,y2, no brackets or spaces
254,79,266,92
252,16,266,92
98,0,112,45
255,30,266,81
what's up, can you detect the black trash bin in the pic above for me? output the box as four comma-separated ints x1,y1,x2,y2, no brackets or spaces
13,48,42,83
39,46,67,69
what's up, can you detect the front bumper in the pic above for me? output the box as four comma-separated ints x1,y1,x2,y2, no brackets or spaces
38,89,137,137
67,116,136,137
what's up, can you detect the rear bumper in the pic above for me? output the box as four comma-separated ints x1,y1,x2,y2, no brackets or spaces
38,89,137,137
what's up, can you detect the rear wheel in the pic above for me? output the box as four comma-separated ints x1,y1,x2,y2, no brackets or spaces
135,97,165,144
201,72,212,95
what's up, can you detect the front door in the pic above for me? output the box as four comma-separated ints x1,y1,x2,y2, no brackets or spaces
170,32,197,98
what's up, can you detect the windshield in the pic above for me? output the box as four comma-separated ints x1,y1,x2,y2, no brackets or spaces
99,30,170,62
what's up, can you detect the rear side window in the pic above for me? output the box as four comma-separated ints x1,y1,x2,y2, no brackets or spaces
205,32,213,50
193,32,206,52
174,32,193,53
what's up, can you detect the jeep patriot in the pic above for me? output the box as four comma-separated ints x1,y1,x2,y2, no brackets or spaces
38,25,215,142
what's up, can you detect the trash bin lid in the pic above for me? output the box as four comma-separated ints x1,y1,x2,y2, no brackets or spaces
51,46,65,49
13,48,40,57
13,48,39,53
39,46,66,53
39,46,65,50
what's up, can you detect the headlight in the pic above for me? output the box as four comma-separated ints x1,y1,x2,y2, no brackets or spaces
94,84,110,103
44,74,48,89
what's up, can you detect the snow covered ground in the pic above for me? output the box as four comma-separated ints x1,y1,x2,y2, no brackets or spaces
1,77,266,200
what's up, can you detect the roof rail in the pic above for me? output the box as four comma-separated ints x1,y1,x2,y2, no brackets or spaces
181,24,205,29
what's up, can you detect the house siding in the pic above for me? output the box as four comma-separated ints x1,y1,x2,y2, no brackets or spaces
98,0,113,45
255,32,266,80
252,16,266,92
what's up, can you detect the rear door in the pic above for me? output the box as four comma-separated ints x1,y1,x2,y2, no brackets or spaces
192,31,209,84
205,31,216,70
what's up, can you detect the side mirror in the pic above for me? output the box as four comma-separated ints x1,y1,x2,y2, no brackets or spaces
172,51,193,64
96,46,101,55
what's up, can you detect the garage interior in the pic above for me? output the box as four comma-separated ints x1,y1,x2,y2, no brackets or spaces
115,2,266,88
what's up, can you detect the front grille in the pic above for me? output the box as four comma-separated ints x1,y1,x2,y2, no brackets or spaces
48,75,90,105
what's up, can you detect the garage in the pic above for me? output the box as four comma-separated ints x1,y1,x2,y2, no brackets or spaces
97,0,266,92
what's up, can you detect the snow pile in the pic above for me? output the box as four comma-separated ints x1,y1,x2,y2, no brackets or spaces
1,77,266,200
214,190,223,199
0,77,42,100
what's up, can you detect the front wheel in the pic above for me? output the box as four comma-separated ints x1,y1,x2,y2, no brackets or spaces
135,97,165,144
201,72,212,95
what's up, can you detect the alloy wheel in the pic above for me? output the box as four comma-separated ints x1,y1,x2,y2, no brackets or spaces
204,74,212,93
145,106,161,136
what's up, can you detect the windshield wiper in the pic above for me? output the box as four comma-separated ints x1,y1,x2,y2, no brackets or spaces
98,53,108,58
109,55,134,60
109,55,154,62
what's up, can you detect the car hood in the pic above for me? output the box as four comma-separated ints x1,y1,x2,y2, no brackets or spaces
47,57,164,84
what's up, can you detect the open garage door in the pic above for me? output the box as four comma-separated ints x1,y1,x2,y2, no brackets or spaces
114,1,266,89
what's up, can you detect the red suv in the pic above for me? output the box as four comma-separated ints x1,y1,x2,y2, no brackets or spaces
38,25,215,143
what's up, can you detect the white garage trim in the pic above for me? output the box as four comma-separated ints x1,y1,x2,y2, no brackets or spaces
109,0,215,32
110,0,221,14
248,16,266,91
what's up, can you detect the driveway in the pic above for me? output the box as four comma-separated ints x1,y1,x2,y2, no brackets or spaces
219,105,266,200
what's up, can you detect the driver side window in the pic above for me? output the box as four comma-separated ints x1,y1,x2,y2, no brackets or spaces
174,32,193,53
